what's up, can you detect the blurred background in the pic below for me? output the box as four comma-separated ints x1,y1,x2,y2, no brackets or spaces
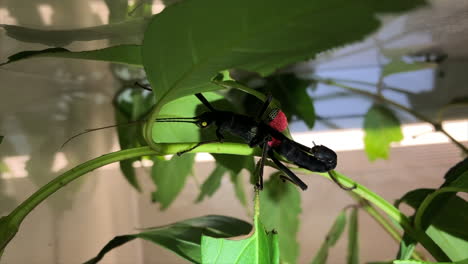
0,0,467,263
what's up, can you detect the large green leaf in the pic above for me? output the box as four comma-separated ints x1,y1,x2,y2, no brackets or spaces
425,196,468,262
311,210,347,264
347,207,359,264
415,170,468,229
151,153,195,210
142,0,426,106
400,160,468,262
364,104,403,161
83,215,252,264
153,92,223,143
0,18,149,46
0,45,142,67
260,175,301,264
382,59,437,77
263,74,316,128
201,199,280,264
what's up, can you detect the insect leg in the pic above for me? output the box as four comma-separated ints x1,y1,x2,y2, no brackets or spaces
328,171,356,191
255,93,273,121
176,139,221,156
268,150,308,191
195,93,216,112
253,142,269,190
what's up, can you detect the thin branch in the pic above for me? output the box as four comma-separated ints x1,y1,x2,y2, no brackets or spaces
313,77,468,155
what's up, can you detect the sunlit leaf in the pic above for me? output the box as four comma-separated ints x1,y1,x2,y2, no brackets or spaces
364,104,403,161
142,0,426,105
151,154,195,210
201,201,279,264
347,207,359,264
84,215,252,264
382,59,436,77
0,45,142,67
311,210,347,264
260,175,301,264
153,92,223,143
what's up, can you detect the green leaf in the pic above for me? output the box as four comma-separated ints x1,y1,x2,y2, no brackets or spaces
400,161,468,262
347,207,359,264
84,215,252,264
0,18,149,46
442,158,468,187
415,170,468,229
142,0,426,105
311,210,347,264
393,259,468,264
396,233,417,260
395,188,435,209
113,87,155,191
364,104,403,161
382,59,437,77
425,195,468,262
213,154,255,206
119,160,140,191
201,196,280,264
260,175,301,264
153,92,223,143
151,154,195,210
231,171,248,207
264,74,316,128
196,165,228,203
213,154,255,176
0,45,142,67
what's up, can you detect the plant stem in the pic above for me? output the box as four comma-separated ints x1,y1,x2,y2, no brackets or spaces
0,143,256,252
314,77,468,155
352,196,425,261
289,168,448,261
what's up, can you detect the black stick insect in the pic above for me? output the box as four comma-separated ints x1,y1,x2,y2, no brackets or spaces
63,84,354,191
137,84,354,191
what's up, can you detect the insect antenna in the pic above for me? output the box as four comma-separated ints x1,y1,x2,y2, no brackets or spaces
155,117,198,124
60,120,144,149
134,82,153,92
328,170,356,191
61,116,199,149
